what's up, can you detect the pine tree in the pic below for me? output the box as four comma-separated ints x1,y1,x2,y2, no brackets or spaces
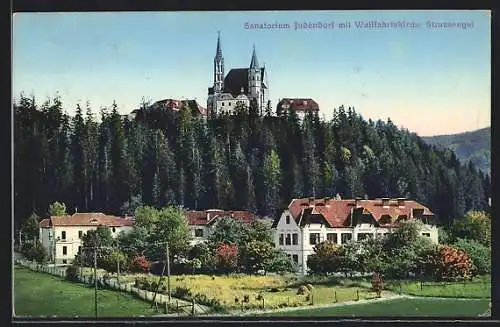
262,149,281,216
70,104,86,210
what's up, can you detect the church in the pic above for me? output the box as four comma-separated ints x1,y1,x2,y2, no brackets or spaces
207,32,269,116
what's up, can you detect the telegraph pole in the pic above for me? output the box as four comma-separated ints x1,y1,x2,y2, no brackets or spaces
117,257,120,285
94,244,98,318
18,229,22,250
166,242,171,303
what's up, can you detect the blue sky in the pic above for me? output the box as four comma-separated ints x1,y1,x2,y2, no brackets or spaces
13,10,490,136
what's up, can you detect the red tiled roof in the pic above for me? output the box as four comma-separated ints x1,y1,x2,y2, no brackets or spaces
287,198,434,228
277,98,320,112
39,218,50,228
184,210,259,226
40,213,134,227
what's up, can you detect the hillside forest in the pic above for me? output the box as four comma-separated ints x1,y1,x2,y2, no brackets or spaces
14,94,491,231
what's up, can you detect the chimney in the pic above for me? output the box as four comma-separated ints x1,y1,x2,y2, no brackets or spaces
308,197,314,206
75,207,78,214
381,198,390,207
206,211,210,220
397,198,406,207
354,196,362,208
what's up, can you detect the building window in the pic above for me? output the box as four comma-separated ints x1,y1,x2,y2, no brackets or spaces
78,246,82,254
279,234,284,245
357,233,373,241
292,254,299,263
112,227,116,233
62,259,67,264
78,231,83,239
222,102,224,106
285,234,291,245
309,233,320,245
327,233,337,243
286,215,290,224
195,229,204,237
422,233,431,237
62,246,67,255
292,233,298,245
61,231,66,240
341,233,352,244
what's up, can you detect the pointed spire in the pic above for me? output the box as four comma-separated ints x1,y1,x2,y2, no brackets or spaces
215,31,222,59
250,44,259,69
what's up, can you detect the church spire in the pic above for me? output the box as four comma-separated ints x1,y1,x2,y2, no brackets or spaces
213,31,224,94
250,44,259,69
215,31,223,59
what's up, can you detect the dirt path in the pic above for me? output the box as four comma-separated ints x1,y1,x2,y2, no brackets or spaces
236,293,407,316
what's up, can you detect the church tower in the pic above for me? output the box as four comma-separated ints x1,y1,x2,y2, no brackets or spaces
248,45,262,111
214,31,224,94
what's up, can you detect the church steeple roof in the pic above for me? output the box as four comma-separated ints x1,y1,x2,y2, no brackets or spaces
250,44,259,69
215,31,223,60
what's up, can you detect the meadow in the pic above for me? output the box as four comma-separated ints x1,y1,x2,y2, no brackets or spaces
13,265,157,317
120,273,391,311
257,297,491,317
384,275,491,298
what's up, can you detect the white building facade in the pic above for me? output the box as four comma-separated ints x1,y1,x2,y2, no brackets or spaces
39,213,134,265
272,198,439,275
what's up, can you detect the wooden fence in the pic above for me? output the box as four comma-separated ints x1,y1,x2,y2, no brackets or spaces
14,259,196,316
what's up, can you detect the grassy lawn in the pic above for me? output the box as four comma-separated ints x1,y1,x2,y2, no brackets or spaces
258,298,491,317
13,265,158,317
385,276,491,298
120,273,391,311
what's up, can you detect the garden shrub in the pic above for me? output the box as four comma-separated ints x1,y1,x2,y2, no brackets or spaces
453,238,491,276
172,286,192,299
131,255,151,273
421,245,473,280
21,241,48,264
65,265,79,282
371,272,384,297
297,285,309,295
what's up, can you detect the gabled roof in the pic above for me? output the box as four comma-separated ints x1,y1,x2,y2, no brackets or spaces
277,98,320,112
39,218,50,228
285,198,434,228
223,68,265,97
40,213,133,228
185,209,259,226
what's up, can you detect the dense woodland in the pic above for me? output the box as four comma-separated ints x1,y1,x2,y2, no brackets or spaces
14,94,491,231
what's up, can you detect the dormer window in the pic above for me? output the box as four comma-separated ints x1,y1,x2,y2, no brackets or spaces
90,218,99,224
286,215,290,224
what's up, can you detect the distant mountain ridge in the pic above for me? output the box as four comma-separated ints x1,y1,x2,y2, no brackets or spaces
421,127,490,175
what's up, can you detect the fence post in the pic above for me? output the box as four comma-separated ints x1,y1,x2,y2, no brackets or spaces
192,299,195,316
420,281,423,291
334,291,337,303
165,301,168,314
176,300,179,316
262,298,265,310
356,289,359,301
